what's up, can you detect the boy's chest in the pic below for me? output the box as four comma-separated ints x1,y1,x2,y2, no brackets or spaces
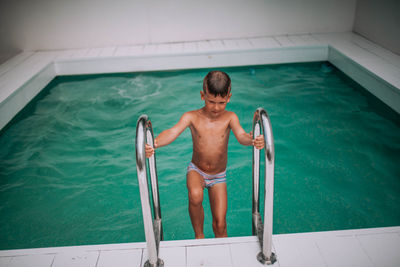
190,118,230,138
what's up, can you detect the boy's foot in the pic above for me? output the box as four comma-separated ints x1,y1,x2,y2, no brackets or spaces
195,233,205,239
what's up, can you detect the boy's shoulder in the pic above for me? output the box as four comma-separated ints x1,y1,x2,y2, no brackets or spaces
178,110,198,125
225,110,236,116
223,110,238,119
182,110,198,118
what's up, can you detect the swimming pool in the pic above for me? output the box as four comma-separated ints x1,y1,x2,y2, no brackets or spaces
0,62,399,250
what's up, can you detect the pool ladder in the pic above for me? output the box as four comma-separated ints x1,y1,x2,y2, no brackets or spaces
135,115,163,267
252,108,277,264
135,108,277,266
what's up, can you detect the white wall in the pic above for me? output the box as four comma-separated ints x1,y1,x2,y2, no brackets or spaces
146,0,356,44
0,0,356,54
353,0,400,55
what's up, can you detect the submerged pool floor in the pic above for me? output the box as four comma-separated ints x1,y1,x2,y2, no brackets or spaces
0,62,399,250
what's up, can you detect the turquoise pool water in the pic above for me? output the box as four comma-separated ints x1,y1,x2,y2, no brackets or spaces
0,62,399,250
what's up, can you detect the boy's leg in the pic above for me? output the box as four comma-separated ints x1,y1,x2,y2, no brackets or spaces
186,171,205,239
208,182,228,237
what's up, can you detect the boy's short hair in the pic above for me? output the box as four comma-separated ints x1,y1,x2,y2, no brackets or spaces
203,71,231,97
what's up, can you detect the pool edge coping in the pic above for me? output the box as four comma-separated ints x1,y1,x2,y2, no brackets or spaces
1,226,399,256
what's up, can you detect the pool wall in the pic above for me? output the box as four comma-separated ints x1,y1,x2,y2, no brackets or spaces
55,46,328,75
0,32,400,131
0,61,56,132
329,47,400,116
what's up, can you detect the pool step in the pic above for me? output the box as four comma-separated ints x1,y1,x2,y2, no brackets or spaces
0,226,399,267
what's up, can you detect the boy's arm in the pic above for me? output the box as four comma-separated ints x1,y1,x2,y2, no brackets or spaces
229,113,264,149
145,112,192,157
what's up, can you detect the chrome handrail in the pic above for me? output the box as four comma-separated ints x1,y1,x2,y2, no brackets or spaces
135,114,164,267
252,108,277,265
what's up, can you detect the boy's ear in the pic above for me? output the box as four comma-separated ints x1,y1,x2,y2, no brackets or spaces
200,90,205,100
227,93,232,103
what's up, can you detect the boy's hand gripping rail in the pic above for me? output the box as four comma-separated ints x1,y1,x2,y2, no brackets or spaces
252,108,277,265
135,115,164,267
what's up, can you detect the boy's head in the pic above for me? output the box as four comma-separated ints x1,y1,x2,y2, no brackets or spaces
201,71,232,116
203,71,231,97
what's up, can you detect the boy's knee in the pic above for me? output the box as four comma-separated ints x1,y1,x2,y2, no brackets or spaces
189,189,203,206
213,218,227,232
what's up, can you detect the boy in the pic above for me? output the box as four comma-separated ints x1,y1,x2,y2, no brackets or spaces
145,70,264,238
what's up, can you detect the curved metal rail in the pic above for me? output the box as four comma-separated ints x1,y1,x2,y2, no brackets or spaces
252,108,277,265
135,114,164,267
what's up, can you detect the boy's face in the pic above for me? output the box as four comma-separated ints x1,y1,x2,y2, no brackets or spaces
200,89,231,117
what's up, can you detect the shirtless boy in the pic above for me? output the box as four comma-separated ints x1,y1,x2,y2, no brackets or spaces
145,70,264,238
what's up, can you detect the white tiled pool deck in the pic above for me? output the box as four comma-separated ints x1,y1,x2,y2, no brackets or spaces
0,227,399,267
1,32,400,266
